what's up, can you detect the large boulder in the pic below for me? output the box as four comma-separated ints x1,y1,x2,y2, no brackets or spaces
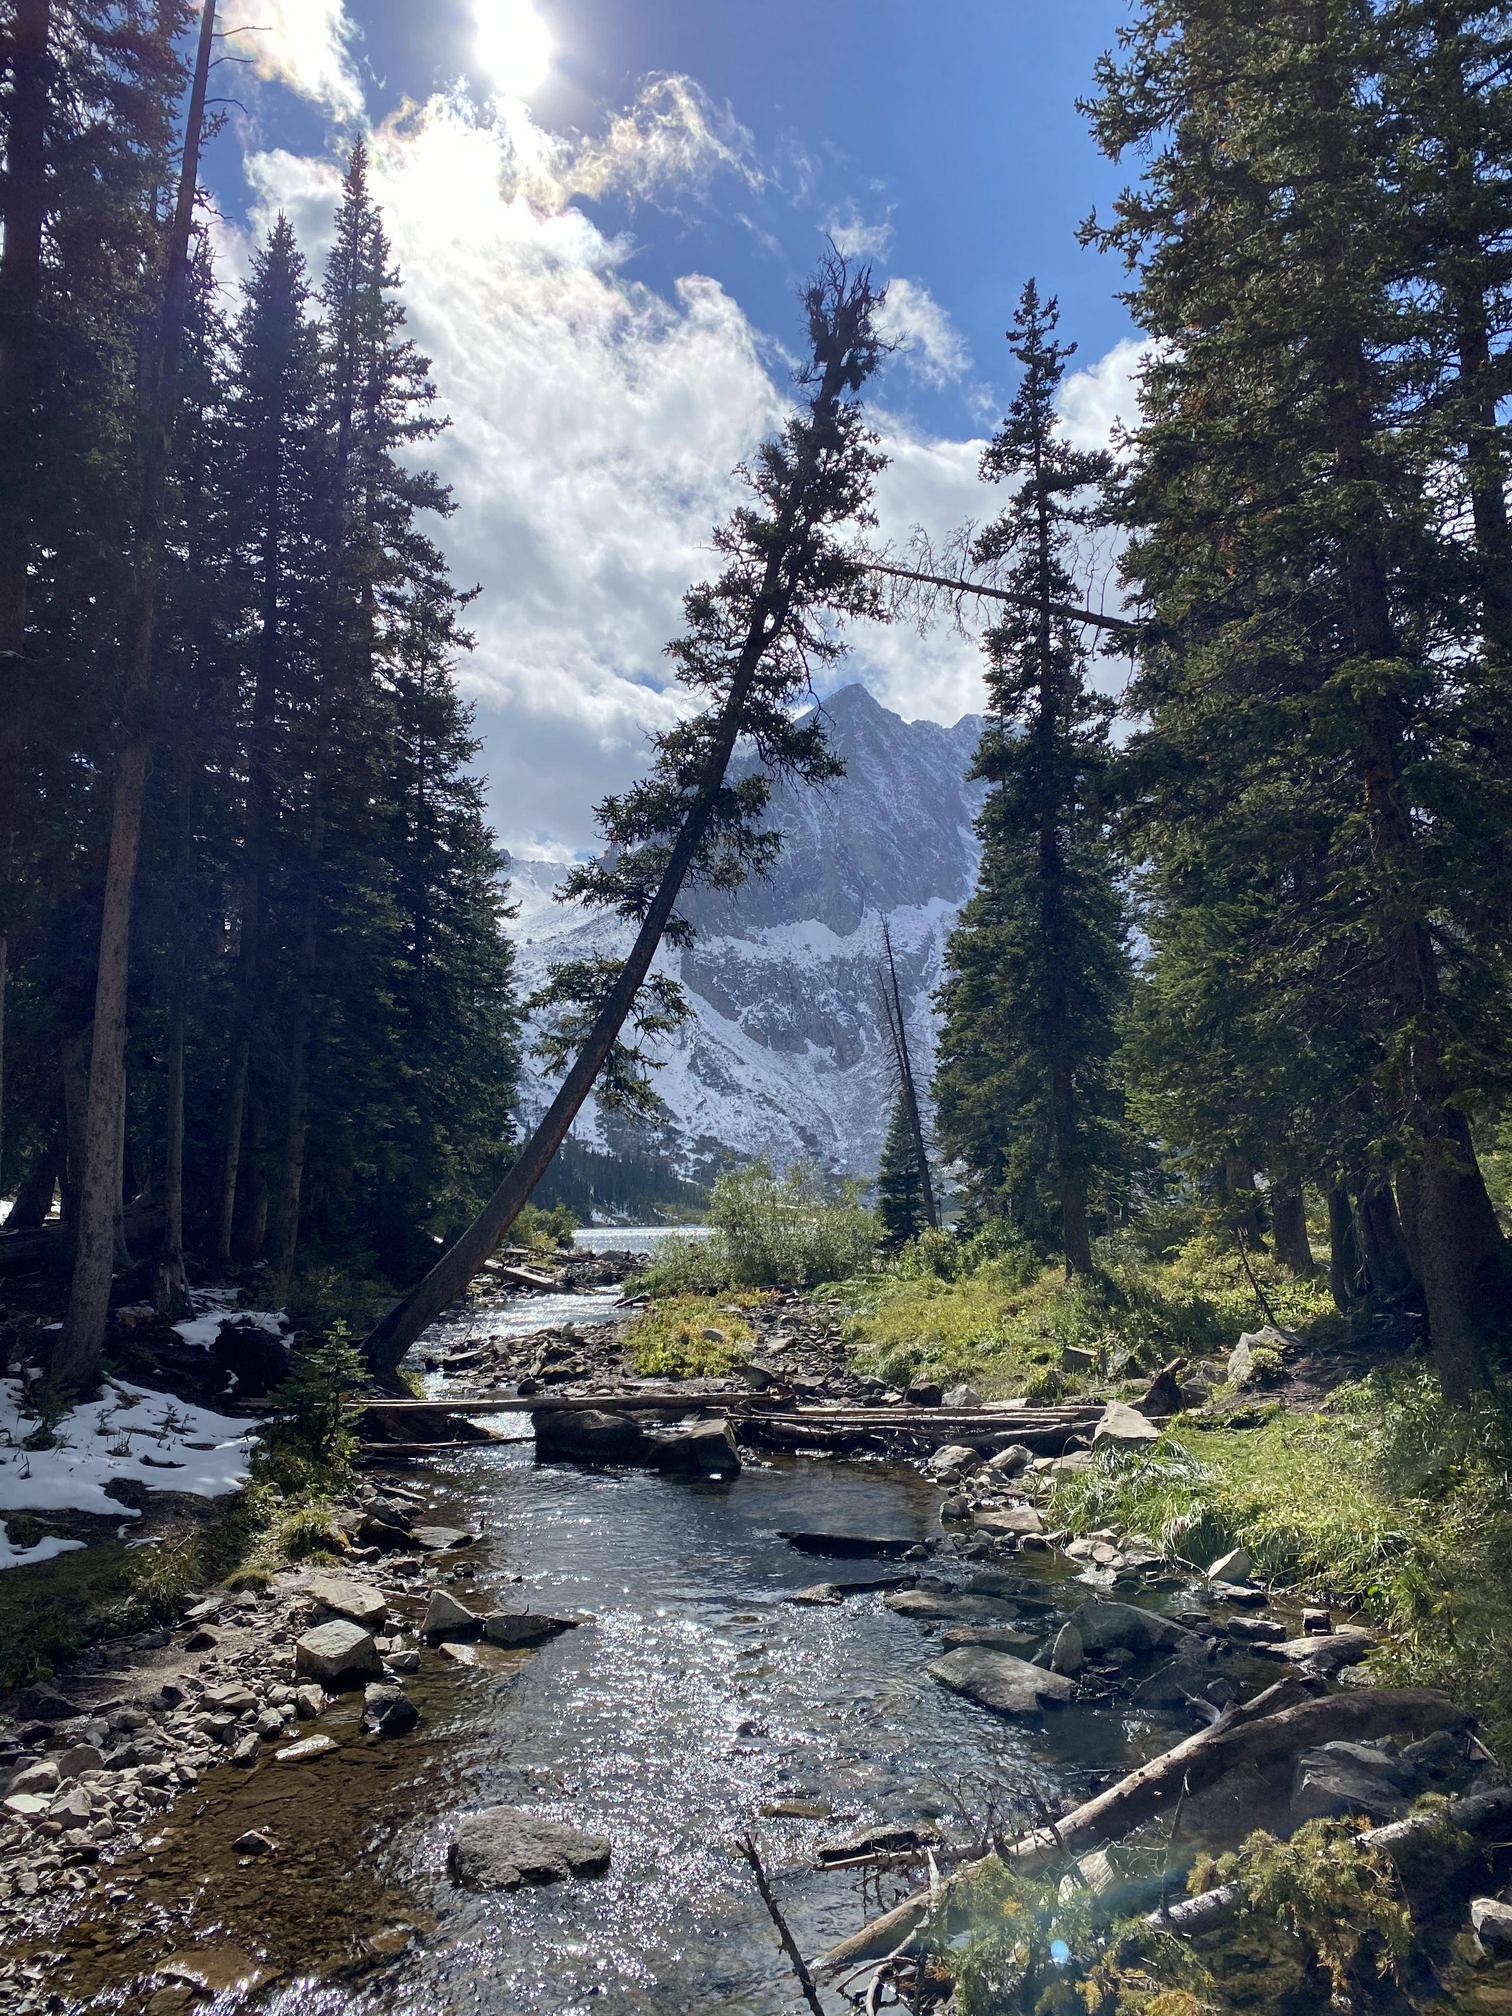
532,1408,651,1466
1092,1402,1159,1449
1068,1600,1195,1656
420,1588,481,1640
1470,1898,1512,1954
926,1443,981,1483
305,1575,388,1631
362,1683,419,1740
294,1620,380,1690
1228,1325,1299,1391
972,1504,1044,1538
448,1806,611,1892
886,1586,1024,1625
211,1319,291,1397
927,1646,1077,1717
644,1418,741,1476
1292,1741,1411,1824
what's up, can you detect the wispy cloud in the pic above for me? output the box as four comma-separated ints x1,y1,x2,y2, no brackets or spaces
220,0,364,121
823,201,894,260
876,277,971,388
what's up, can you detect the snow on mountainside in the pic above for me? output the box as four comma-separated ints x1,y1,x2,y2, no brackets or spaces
510,682,983,1177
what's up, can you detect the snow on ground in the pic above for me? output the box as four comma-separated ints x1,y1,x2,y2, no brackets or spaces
0,1379,261,1525
0,1526,84,1572
172,1287,286,1353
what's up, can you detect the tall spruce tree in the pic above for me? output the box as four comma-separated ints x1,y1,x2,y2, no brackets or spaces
1085,0,1512,1396
877,1086,928,1247
934,282,1131,1275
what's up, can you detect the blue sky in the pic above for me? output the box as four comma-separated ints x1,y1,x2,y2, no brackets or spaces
207,0,1143,854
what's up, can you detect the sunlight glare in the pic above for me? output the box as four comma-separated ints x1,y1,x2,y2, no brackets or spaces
475,0,553,99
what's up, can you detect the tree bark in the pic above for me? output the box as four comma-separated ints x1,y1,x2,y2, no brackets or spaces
362,295,874,1374
1269,1177,1315,1278
0,0,53,1203
211,1043,247,1268
54,0,218,1390
3,1120,59,1228
1355,1175,1416,1300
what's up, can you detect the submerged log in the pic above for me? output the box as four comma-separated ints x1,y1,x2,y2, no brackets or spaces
815,1683,1471,1975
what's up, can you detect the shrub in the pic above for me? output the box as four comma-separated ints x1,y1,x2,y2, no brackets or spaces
513,1202,578,1256
636,1159,879,1292
260,1326,364,1476
623,1295,757,1378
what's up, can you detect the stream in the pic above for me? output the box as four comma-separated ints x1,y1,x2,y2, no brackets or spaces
33,1231,1205,2014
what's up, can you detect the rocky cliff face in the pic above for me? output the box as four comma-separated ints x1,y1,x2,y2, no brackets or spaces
511,682,983,1178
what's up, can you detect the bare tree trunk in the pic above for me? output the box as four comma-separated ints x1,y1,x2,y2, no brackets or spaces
54,0,218,1390
0,0,53,1203
3,1120,59,1228
1269,1177,1315,1278
211,1044,247,1268
363,303,872,1375
877,917,938,1231
1060,1174,1093,1277
1355,1175,1415,1300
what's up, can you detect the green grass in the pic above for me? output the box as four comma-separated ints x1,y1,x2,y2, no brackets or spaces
622,1293,762,1378
1048,1373,1512,1749
835,1232,1338,1399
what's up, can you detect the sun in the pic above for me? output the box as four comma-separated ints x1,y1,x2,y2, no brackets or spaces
474,0,554,99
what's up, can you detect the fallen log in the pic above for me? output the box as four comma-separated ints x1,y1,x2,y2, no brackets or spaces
1147,1786,1512,1936
0,1202,165,1274
495,1264,560,1291
815,1682,1471,1975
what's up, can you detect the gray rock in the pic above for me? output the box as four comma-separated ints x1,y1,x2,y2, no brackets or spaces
1293,1742,1411,1824
1093,1402,1159,1448
644,1418,742,1476
363,1684,419,1739
305,1574,388,1630
1206,1546,1252,1584
1068,1600,1195,1655
448,1806,612,1891
926,1443,981,1482
1050,1623,1084,1676
986,1444,1033,1475
973,1504,1044,1538
294,1620,381,1689
481,1610,580,1650
3,1760,59,1799
941,1384,982,1409
532,1408,652,1465
293,1685,325,1721
420,1588,481,1640
885,1587,1022,1624
1262,1628,1372,1672
927,1646,1077,1717
1470,1897,1512,1953
1228,1325,1298,1391
412,1525,475,1553
275,1734,337,1763
51,1784,94,1828
233,1829,275,1856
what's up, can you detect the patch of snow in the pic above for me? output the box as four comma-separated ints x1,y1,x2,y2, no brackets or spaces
0,1380,261,1519
0,1523,85,1573
172,1287,286,1353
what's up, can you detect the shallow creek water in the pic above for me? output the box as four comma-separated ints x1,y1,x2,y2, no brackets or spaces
35,1234,1202,2014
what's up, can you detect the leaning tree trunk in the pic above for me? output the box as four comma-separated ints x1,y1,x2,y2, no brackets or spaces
2,1120,59,1229
363,322,868,1375
54,0,218,1390
0,0,53,1203
878,918,938,1232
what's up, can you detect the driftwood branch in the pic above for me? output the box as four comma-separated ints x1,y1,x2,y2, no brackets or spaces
815,1682,1471,1976
737,1830,827,2016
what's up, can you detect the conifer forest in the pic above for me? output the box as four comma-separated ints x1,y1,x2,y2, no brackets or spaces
2,5,1512,2014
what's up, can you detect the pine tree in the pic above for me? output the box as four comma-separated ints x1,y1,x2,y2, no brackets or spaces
877,1086,927,1247
933,282,1132,1275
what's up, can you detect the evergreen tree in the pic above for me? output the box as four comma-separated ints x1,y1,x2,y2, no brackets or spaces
1084,0,1512,1395
877,1086,927,1247
934,282,1131,1275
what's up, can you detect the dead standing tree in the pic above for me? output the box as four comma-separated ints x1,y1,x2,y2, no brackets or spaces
362,254,889,1375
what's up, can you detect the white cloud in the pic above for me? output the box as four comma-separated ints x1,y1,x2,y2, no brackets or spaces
1057,334,1149,456
220,0,364,121
238,84,782,853
876,277,971,388
824,201,894,260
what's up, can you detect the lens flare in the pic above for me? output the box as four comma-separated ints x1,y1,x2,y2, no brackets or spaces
475,0,553,99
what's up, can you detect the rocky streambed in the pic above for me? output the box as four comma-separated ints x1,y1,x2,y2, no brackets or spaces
2,1257,1508,2013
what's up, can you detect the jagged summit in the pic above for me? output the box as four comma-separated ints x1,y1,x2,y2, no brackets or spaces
512,680,984,1175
